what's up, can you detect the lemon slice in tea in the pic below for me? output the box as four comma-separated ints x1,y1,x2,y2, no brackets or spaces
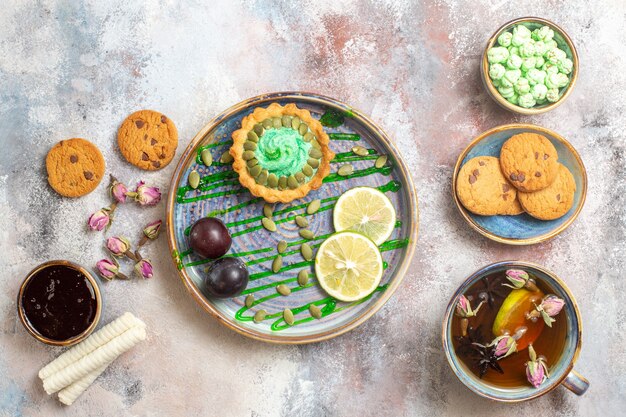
493,288,545,351
314,231,383,302
333,187,396,245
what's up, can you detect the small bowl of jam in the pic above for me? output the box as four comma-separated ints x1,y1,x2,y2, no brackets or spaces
18,260,102,346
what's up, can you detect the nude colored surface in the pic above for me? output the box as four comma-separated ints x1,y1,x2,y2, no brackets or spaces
0,1,624,416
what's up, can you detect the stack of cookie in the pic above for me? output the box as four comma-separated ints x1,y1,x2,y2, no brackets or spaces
457,133,575,220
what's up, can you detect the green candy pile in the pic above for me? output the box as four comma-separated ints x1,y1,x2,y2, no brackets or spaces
487,24,573,109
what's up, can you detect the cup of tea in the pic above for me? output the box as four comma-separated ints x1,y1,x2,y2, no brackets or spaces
442,261,588,401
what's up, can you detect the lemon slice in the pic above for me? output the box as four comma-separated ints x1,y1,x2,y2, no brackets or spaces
315,231,383,302
333,187,396,245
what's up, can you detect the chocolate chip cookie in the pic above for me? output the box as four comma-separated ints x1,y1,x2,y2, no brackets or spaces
499,133,559,192
46,138,105,197
456,156,523,216
518,164,576,220
117,110,178,170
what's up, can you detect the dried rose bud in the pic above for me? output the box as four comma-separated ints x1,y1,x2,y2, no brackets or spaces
536,294,565,327
503,269,539,291
490,335,518,359
87,208,112,231
143,220,162,240
130,181,161,206
109,179,128,204
134,259,154,279
525,345,549,388
455,294,484,318
96,258,119,281
106,236,131,257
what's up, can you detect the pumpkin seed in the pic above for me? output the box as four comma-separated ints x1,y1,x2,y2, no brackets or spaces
308,158,320,168
303,132,315,142
257,169,268,185
306,199,321,214
287,175,298,189
253,309,266,323
301,243,313,261
253,124,264,136
295,215,308,228
291,117,301,129
244,141,257,151
281,115,292,127
243,150,256,160
375,155,388,168
188,170,200,189
297,269,309,286
309,304,322,319
311,139,321,149
272,117,282,129
283,308,294,325
262,118,273,129
276,284,291,296
295,172,305,183
201,149,213,166
247,131,259,143
220,151,234,164
338,164,354,176
299,229,314,240
309,148,322,159
246,158,259,168
298,123,308,136
278,176,288,190
263,203,274,218
352,145,368,156
267,173,278,188
249,164,262,177
277,240,287,253
272,255,283,273
262,217,277,232
245,294,255,308
302,164,313,177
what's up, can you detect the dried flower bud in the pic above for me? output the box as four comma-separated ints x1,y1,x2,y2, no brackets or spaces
533,294,565,327
455,295,484,318
489,335,518,359
143,220,162,240
106,236,131,256
87,208,112,231
96,258,119,280
109,179,128,204
525,345,549,388
131,181,161,206
504,269,529,288
135,259,154,279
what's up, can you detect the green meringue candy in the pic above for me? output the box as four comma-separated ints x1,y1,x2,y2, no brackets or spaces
506,54,522,70
497,31,513,47
511,24,532,46
518,93,536,108
519,41,536,57
507,93,520,105
545,72,569,89
489,63,506,80
546,88,560,103
488,46,509,64
542,62,559,75
525,68,547,86
492,78,502,88
535,56,546,69
531,84,548,101
558,58,573,75
532,26,555,42
544,39,558,53
546,48,567,65
508,46,520,57
498,85,516,99
534,40,547,56
514,77,531,95
501,69,521,88
521,57,537,72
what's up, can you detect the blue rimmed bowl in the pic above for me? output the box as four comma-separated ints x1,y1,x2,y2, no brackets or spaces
166,92,419,344
452,124,586,245
442,261,589,402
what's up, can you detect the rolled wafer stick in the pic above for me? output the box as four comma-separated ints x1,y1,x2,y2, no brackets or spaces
43,325,146,395
58,362,110,406
39,312,145,380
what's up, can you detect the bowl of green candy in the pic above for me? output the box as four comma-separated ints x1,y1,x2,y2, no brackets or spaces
482,17,579,115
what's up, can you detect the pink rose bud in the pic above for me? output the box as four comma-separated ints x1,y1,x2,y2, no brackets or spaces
133,181,161,206
490,335,518,359
143,220,162,240
504,269,529,289
106,236,131,256
96,258,119,280
534,294,565,327
87,208,111,231
525,345,549,388
110,180,128,204
135,259,154,279
455,295,484,318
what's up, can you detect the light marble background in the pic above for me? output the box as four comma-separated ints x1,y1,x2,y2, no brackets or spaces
1,0,624,416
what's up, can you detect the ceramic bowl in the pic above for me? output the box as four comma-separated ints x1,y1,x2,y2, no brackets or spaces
442,261,589,402
452,123,587,245
17,260,102,347
481,17,579,115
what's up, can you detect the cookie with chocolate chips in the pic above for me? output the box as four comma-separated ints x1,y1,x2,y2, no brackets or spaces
456,156,523,216
499,132,559,192
518,164,576,220
46,138,105,197
117,110,178,170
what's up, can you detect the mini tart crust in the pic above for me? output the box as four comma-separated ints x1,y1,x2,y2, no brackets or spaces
230,103,335,203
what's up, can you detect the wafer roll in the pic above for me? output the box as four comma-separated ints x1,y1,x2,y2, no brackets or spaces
58,363,110,405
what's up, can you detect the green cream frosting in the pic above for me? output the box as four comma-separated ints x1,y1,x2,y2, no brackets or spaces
255,127,312,177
